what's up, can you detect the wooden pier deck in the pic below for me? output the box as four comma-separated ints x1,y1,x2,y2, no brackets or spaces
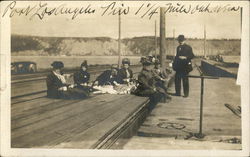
11,93,149,148
11,65,150,149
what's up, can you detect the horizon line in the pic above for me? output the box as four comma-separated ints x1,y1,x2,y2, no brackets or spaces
11,33,241,40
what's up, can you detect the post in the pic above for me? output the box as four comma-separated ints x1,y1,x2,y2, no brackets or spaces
160,7,166,68
199,77,204,136
240,7,242,32
173,29,175,56
118,13,121,68
204,25,206,58
155,20,157,58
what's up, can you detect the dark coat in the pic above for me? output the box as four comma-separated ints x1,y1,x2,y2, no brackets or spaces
133,68,166,108
73,70,90,86
95,70,123,86
173,43,195,73
46,72,89,99
118,68,133,83
46,72,68,98
134,68,156,96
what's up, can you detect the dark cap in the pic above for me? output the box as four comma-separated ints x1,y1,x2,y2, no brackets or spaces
141,56,154,66
81,60,88,67
177,35,185,42
51,61,64,69
122,58,130,65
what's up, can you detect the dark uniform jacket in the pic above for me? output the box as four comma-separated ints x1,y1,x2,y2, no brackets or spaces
173,44,194,72
73,70,90,86
46,72,68,98
118,68,133,83
95,70,123,86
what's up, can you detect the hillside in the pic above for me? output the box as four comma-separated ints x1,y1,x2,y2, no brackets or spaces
11,35,241,56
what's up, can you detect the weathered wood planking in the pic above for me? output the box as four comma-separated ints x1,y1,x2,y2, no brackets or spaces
12,94,148,148
12,94,114,138
11,92,47,105
11,80,47,98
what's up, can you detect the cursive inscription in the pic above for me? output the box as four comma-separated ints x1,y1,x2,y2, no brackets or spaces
2,1,96,20
1,1,241,20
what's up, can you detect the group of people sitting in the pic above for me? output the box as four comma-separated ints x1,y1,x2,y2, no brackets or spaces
46,56,172,106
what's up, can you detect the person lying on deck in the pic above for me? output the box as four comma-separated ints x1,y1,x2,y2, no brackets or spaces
92,64,123,86
118,58,134,84
46,61,89,99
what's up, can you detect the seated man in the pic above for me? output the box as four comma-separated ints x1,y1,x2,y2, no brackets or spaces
118,58,134,84
152,59,171,100
133,56,166,110
73,60,91,92
93,64,123,86
46,61,89,99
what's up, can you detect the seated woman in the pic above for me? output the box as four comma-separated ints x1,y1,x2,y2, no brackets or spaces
46,61,89,99
118,58,133,84
93,64,122,86
133,56,166,110
73,60,91,92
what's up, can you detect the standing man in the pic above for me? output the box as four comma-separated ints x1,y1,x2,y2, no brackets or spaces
173,35,195,97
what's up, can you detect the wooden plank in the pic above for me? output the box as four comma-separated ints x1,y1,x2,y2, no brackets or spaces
11,92,47,105
51,95,149,149
12,94,111,138
12,94,125,148
12,98,66,119
12,99,82,131
11,80,46,97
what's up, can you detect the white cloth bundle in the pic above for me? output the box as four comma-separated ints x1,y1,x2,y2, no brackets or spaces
93,83,137,95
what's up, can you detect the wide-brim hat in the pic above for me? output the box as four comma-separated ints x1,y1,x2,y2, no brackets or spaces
51,61,64,69
81,60,88,67
111,64,118,70
122,58,130,65
140,56,154,66
177,35,185,42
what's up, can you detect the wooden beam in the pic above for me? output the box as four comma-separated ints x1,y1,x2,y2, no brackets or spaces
173,29,175,56
118,13,121,68
160,8,166,67
204,25,206,58
154,20,157,58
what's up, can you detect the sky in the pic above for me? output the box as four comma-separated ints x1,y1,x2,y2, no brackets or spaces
10,1,241,39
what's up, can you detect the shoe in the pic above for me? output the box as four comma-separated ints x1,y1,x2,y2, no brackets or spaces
183,95,189,98
174,93,181,96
